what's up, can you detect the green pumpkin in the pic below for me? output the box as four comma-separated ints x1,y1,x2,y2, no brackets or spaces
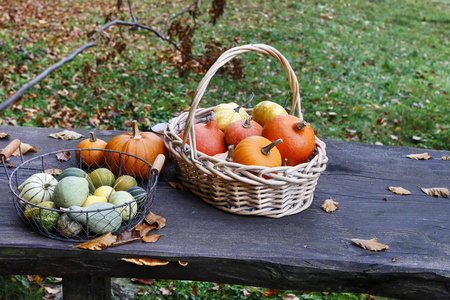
53,176,89,208
57,213,83,237
24,201,60,231
126,186,148,205
89,168,115,189
109,191,137,221
59,167,95,193
19,173,58,205
68,202,122,234
113,175,137,191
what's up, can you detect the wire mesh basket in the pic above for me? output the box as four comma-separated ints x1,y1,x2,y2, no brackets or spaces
2,139,165,242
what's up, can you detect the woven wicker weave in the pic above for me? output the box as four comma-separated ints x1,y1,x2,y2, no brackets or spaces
164,44,328,218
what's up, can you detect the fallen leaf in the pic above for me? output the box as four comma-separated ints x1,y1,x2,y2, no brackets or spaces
120,258,169,266
131,278,154,285
418,186,449,198
178,260,188,266
145,211,166,229
111,230,141,246
44,286,62,296
55,150,71,162
12,142,37,156
49,130,84,140
135,223,157,237
76,232,117,251
402,152,432,160
160,287,171,295
45,168,62,176
142,234,161,243
350,238,390,251
283,294,300,300
168,181,187,191
321,199,339,213
263,289,280,296
387,186,412,195
242,288,252,298
0,132,10,138
392,256,398,263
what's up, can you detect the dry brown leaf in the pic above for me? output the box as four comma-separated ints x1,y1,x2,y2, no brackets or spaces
168,181,187,191
44,168,62,176
418,186,449,198
76,232,117,251
321,199,339,213
145,211,166,229
111,230,142,246
121,258,169,266
48,130,84,140
12,142,37,156
350,238,390,251
55,150,71,162
142,234,161,243
402,152,432,160
130,278,154,285
283,294,300,300
387,186,412,195
0,132,10,138
44,286,62,296
135,223,157,237
178,260,188,266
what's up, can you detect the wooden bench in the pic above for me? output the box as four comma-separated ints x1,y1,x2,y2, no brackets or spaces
0,124,449,300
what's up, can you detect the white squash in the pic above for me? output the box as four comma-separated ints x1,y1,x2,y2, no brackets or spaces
18,173,58,205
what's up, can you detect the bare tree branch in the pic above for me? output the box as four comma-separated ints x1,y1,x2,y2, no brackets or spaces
1,0,205,112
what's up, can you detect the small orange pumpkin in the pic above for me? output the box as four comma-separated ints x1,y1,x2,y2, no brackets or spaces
180,112,227,156
232,136,283,168
104,120,167,179
76,132,107,168
262,114,315,166
224,116,263,147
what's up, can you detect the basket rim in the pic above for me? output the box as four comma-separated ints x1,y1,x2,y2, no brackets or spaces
8,148,158,213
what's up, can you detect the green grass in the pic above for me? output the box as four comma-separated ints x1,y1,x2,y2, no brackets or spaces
0,0,448,299
0,0,448,149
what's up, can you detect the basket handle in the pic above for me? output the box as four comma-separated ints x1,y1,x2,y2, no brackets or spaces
0,139,21,161
151,154,166,176
182,44,302,150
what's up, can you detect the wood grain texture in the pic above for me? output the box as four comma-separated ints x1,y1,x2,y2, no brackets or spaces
0,125,449,299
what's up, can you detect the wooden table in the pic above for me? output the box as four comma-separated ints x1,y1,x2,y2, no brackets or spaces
0,125,449,300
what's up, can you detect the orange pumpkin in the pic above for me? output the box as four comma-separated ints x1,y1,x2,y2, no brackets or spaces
75,132,107,168
232,136,282,168
104,120,167,179
262,114,315,166
224,116,263,147
180,112,227,156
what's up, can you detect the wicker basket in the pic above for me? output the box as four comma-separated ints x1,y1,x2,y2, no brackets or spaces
164,44,328,218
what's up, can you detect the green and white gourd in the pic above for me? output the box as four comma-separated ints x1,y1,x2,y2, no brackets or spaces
18,173,58,205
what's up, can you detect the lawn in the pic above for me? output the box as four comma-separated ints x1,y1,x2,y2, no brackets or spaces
0,0,448,298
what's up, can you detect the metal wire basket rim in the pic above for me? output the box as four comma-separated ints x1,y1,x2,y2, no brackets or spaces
8,148,157,212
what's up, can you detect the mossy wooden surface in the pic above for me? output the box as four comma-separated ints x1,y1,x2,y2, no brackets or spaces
0,125,449,300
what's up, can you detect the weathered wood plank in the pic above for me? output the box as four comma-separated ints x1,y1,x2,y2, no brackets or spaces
0,125,449,299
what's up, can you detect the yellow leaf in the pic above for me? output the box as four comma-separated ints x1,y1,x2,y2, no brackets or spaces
387,186,412,195
402,152,432,160
120,258,169,266
350,238,390,251
12,142,37,156
48,130,84,140
418,186,449,198
75,232,117,251
142,234,161,243
321,199,339,213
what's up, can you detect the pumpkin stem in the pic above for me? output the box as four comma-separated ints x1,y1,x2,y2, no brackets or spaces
234,93,255,113
88,132,97,142
296,120,308,130
226,145,234,162
261,139,283,156
131,120,142,139
242,116,253,128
